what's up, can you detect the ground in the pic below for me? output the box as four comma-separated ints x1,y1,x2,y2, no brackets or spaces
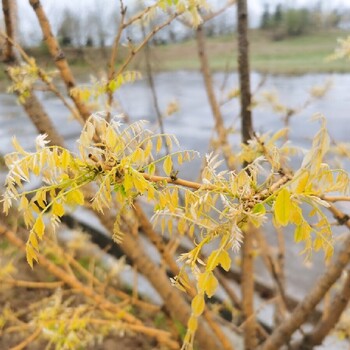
1,29,348,86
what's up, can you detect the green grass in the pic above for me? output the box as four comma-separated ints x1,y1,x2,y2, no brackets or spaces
152,30,350,74
0,30,349,88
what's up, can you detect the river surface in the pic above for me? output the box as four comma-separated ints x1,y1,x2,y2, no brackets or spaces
1,71,350,347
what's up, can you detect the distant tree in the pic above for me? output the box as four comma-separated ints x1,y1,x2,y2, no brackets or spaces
273,4,283,25
57,9,85,47
262,5,312,40
85,36,93,47
260,4,271,29
285,8,310,36
326,9,341,29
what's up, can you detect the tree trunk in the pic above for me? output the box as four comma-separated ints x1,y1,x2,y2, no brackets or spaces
236,1,256,349
28,0,91,121
2,0,65,147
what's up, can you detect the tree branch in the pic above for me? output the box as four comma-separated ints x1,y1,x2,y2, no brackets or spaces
261,229,350,350
196,24,235,170
237,0,256,348
28,0,91,121
295,268,350,349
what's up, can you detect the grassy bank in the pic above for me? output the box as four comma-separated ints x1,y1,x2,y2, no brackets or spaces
0,30,349,88
153,30,350,75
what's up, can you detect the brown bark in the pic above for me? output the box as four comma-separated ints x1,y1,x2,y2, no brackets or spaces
96,210,224,350
28,0,91,121
20,94,66,147
1,0,65,147
262,232,350,350
297,269,350,349
254,229,288,316
237,1,256,349
2,0,15,61
0,224,140,325
0,224,182,350
2,4,223,347
134,203,235,350
196,25,235,170
240,226,257,350
237,0,253,145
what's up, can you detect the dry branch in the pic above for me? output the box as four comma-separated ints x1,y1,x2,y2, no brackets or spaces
106,0,127,121
0,223,140,326
96,210,224,350
237,0,256,348
196,25,235,170
295,269,350,349
1,0,65,147
261,221,350,350
1,0,15,61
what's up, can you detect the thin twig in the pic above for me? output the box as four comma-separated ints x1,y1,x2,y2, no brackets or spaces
9,327,41,350
106,0,127,122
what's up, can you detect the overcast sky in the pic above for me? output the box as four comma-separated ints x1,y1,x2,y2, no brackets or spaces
3,0,350,45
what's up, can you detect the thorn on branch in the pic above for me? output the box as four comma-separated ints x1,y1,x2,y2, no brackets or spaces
54,51,65,62
336,214,350,226
170,170,179,182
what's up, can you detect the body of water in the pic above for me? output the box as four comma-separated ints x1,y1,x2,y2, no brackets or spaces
1,71,350,326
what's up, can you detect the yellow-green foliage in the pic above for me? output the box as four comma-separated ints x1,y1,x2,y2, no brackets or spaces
70,71,142,104
328,36,350,61
7,60,57,103
2,114,349,350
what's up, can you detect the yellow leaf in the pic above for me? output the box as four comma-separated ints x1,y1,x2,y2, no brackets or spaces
23,209,34,228
148,163,156,176
218,250,231,272
156,136,162,153
252,203,266,215
274,188,291,226
191,294,205,317
165,135,173,150
61,150,71,169
163,156,173,176
52,202,65,217
207,251,219,270
12,136,26,154
205,272,218,298
19,196,29,211
66,189,84,205
106,127,117,149
34,190,47,209
168,219,173,235
189,225,195,237
144,140,152,159
198,271,218,297
132,148,144,163
187,315,198,333
178,218,186,235
26,244,38,269
147,184,155,201
290,202,303,225
296,171,310,194
294,221,312,243
133,174,147,193
29,231,39,250
33,216,45,239
324,245,334,261
313,237,323,251
123,173,133,192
